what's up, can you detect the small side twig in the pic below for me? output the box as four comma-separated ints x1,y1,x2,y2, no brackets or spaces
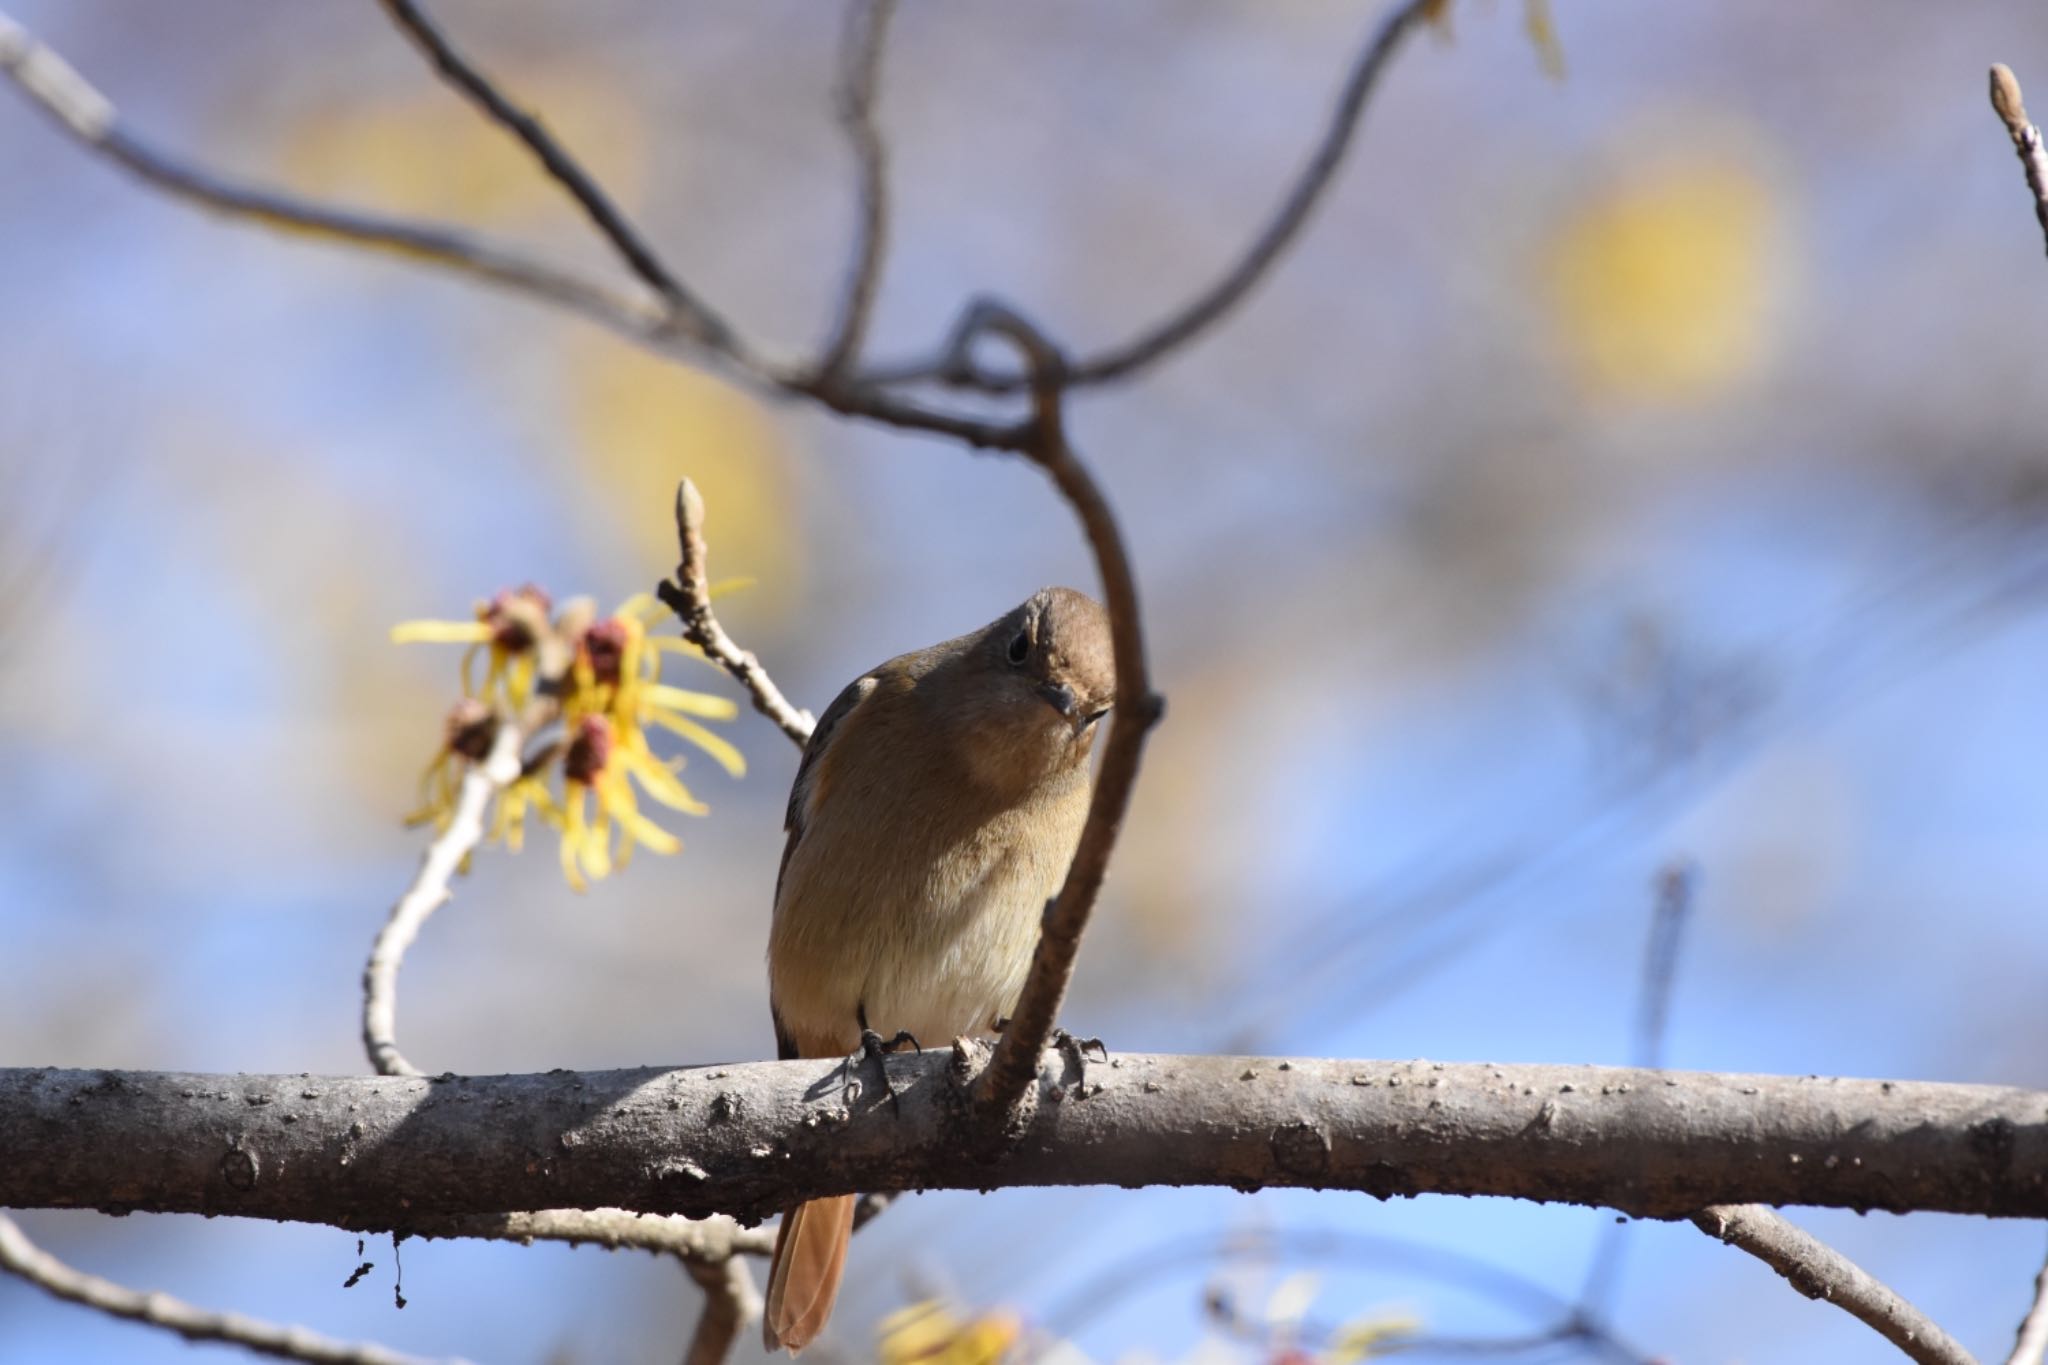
656,478,815,751
1690,1205,1976,1365
391,1209,774,1262
2008,1237,2048,1365
951,302,1165,1115
0,1213,454,1365
814,0,897,383
683,1255,763,1365
373,0,733,347
362,717,525,1078
1990,64,2048,259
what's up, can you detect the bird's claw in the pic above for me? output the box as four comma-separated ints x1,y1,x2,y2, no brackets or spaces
841,1028,921,1112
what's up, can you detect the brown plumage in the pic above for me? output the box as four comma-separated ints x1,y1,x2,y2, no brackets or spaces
761,586,1115,1354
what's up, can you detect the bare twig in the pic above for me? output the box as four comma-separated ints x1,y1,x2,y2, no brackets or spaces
0,12,1032,452
683,1255,763,1365
814,0,898,382
394,1208,773,1262
0,1212,454,1365
1691,1205,1976,1365
942,303,1164,1116
362,719,525,1077
373,0,733,346
656,478,815,750
861,0,1437,393
2009,1237,2048,1365
1991,65,2048,259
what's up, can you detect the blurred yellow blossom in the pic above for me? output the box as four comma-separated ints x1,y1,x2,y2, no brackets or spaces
877,1299,1021,1365
1542,135,1784,403
394,584,742,890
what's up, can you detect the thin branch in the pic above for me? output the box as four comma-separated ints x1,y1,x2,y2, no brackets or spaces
683,1255,762,1365
860,0,1437,393
656,478,815,750
0,1212,455,1365
362,718,525,1078
0,16,666,341
13,1058,2047,1228
2009,1237,2048,1365
1690,1205,1976,1365
394,1208,773,1262
814,0,897,382
1990,64,2048,259
373,0,733,347
0,12,1032,453
942,303,1164,1116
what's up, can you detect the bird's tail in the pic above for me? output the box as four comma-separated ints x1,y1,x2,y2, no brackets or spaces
762,1194,856,1354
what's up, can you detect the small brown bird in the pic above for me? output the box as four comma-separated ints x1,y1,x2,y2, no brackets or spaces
761,586,1115,1353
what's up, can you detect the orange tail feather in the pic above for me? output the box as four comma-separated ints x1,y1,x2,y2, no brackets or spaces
762,1194,856,1354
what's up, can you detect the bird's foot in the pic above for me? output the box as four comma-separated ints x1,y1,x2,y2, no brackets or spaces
841,1028,921,1112
1052,1028,1108,1085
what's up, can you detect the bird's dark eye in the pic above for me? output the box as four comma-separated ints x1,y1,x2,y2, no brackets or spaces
1006,630,1030,665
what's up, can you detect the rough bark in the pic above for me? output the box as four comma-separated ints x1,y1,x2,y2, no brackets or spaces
5,1054,2044,1230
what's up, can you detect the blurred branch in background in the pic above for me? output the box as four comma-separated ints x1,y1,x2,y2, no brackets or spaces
0,1214,457,1365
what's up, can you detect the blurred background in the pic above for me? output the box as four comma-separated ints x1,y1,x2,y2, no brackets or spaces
4,1,2048,1361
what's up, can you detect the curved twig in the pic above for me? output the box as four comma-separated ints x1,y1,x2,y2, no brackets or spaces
363,719,525,1078
814,0,897,382
1691,1205,1976,1365
656,478,815,751
933,302,1164,1116
0,1213,456,1365
860,0,1437,393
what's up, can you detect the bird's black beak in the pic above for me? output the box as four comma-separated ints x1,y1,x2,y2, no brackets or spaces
1038,682,1077,719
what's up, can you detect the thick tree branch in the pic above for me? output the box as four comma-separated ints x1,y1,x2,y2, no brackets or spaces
8,1058,2046,1228
2010,1239,2048,1365
1690,1204,1976,1365
814,0,897,383
1991,64,2048,259
363,719,525,1078
861,0,1436,393
0,1213,457,1365
373,0,734,347
656,479,814,750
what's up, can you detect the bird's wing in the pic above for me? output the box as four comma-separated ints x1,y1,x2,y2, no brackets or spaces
775,672,877,902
